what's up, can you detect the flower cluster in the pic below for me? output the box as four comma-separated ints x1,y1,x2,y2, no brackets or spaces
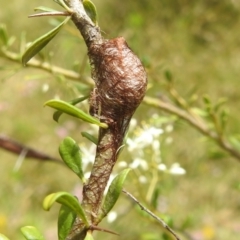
119,117,186,179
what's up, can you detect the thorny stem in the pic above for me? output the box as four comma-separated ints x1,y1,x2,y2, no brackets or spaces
122,189,181,240
61,0,106,238
28,11,71,18
81,127,120,220
65,0,148,239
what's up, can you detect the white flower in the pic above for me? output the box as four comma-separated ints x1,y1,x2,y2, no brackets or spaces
139,175,148,183
130,118,137,128
118,161,128,168
107,211,117,223
42,83,49,92
165,124,173,133
158,163,167,171
138,127,163,145
129,158,148,170
126,137,138,151
169,163,186,175
152,139,160,151
127,126,163,151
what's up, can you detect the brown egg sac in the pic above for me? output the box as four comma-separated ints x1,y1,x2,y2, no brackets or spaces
88,37,148,122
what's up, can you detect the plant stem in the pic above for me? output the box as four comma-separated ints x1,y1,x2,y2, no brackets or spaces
144,96,240,161
65,0,103,48
122,189,182,240
1,49,84,82
81,127,118,219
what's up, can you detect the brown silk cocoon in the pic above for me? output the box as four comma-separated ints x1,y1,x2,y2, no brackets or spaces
88,37,147,122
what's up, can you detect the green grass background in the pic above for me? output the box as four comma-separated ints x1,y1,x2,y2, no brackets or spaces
1,0,240,239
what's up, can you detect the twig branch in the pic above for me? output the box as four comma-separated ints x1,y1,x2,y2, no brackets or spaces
28,11,71,18
122,189,181,240
1,49,84,82
0,135,62,163
143,96,240,161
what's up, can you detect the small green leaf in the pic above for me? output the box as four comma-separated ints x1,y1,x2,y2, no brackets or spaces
84,231,95,240
53,96,89,122
81,132,98,145
203,95,211,105
43,192,89,225
150,186,161,209
54,0,72,12
70,96,89,105
58,205,77,240
164,70,173,82
191,107,208,117
229,135,240,150
20,226,44,240
59,137,85,182
7,36,16,48
214,98,227,113
22,16,70,66
220,109,228,130
99,169,131,221
83,0,98,25
0,234,10,240
34,6,59,12
0,24,8,45
45,99,108,128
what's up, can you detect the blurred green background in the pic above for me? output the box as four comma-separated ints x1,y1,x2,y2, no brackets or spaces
1,0,240,239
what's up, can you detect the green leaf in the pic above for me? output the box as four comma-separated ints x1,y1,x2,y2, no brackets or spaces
229,135,240,150
59,137,85,182
84,232,95,240
19,31,27,56
164,70,173,82
203,95,211,105
44,99,108,128
7,36,16,48
220,109,228,130
20,226,44,240
58,205,77,240
54,0,72,12
0,234,10,240
83,0,98,25
81,132,98,145
191,107,208,117
34,6,59,12
214,98,227,113
150,186,161,209
99,169,131,221
0,24,8,45
43,192,89,226
22,16,70,66
53,96,89,122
